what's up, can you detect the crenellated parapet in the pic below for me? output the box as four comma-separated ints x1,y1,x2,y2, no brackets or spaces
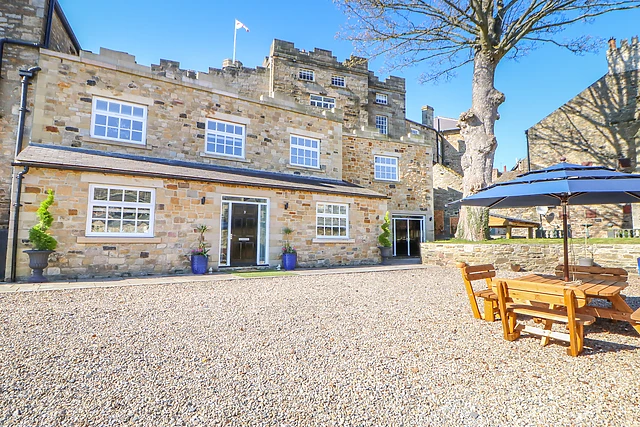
607,36,640,75
270,39,370,73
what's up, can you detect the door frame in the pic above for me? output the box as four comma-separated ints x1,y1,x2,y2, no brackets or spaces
219,195,270,267
392,215,425,257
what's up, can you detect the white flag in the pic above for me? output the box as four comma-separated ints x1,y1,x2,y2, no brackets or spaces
235,19,249,32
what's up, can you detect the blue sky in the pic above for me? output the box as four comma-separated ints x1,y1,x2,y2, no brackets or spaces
58,0,640,171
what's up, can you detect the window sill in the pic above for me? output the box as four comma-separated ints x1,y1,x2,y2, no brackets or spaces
287,164,323,172
312,238,355,244
373,178,400,183
200,152,250,163
77,236,161,244
83,136,151,150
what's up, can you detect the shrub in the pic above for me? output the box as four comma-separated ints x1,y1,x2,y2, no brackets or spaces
378,211,392,247
28,189,58,251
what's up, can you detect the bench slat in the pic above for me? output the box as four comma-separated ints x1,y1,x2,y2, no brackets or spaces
632,308,640,322
464,264,496,274
474,289,497,300
507,304,596,325
466,271,495,281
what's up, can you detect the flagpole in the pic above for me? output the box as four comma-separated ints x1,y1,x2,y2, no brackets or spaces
232,21,237,64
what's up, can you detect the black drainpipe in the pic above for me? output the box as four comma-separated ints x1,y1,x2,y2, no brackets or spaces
9,66,41,282
0,39,41,79
10,166,29,282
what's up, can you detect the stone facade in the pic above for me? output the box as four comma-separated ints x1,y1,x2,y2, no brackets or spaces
32,49,345,180
420,241,640,276
527,37,640,238
1,0,437,280
13,168,385,280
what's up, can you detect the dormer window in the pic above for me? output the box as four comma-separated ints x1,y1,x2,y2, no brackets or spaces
375,93,388,105
299,69,315,81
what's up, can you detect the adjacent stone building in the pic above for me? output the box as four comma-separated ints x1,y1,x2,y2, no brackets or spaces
1,0,436,280
527,37,640,238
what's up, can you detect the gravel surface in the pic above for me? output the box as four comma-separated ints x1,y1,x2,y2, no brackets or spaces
1,266,639,426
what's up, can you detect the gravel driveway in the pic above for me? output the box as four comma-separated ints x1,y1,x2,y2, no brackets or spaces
1,266,639,426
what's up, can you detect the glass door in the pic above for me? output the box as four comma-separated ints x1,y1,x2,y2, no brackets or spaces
392,215,425,257
219,196,269,267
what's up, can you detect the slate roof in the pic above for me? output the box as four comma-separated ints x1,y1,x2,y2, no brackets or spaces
15,144,387,199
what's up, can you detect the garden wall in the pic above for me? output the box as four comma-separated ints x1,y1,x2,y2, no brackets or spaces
420,242,640,275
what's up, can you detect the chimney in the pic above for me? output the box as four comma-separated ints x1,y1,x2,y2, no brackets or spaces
503,165,507,174
421,105,434,128
222,58,243,69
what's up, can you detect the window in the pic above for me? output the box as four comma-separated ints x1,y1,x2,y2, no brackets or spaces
331,76,345,87
375,115,388,135
316,203,349,238
290,135,319,168
298,69,314,81
310,95,335,109
374,155,398,181
91,97,147,144
375,93,388,105
86,185,155,237
410,128,420,135
205,119,245,158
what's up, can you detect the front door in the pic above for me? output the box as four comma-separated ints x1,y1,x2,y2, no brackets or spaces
230,204,258,266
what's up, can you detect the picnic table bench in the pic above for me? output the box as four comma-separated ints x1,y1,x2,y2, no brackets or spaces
456,262,499,321
554,264,628,282
494,277,596,356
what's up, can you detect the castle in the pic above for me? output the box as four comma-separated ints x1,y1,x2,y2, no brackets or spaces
0,0,440,280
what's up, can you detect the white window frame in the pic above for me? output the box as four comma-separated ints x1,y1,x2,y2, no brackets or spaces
90,97,148,145
331,75,345,87
310,94,335,109
290,135,320,168
375,115,388,135
298,69,315,81
375,93,388,105
316,203,349,239
85,184,155,237
374,155,399,181
205,119,246,159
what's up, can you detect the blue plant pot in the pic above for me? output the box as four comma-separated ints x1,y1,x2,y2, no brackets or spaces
282,253,297,271
191,255,208,274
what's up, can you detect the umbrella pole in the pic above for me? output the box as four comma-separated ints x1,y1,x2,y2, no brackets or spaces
562,199,570,282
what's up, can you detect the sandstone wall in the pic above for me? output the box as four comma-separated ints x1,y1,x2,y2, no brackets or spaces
0,0,48,228
432,163,462,239
31,50,344,180
420,242,640,275
342,134,432,206
11,168,386,280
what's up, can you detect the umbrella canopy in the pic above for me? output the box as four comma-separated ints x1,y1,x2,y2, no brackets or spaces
457,162,640,281
461,162,640,208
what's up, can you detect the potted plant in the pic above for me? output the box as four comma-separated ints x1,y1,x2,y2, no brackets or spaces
378,211,393,264
190,224,209,274
24,189,58,282
281,226,297,271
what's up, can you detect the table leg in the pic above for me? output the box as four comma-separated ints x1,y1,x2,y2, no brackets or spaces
608,294,640,334
540,304,555,347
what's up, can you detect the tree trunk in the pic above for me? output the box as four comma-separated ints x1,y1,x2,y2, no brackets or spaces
455,50,505,241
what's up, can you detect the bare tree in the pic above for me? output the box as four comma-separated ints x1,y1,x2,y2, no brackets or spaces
335,0,640,240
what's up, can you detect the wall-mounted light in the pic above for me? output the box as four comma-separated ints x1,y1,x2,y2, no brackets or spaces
201,197,206,205
284,202,289,210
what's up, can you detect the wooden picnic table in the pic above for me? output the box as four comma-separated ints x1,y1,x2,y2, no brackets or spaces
493,273,640,334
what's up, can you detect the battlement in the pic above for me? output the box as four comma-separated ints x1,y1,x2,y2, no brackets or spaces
607,36,640,75
368,71,405,92
270,39,370,72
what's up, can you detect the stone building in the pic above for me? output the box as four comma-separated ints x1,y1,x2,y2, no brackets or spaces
527,37,640,238
0,0,436,281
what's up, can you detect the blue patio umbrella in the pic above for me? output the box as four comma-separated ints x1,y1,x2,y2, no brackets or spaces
457,162,640,281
